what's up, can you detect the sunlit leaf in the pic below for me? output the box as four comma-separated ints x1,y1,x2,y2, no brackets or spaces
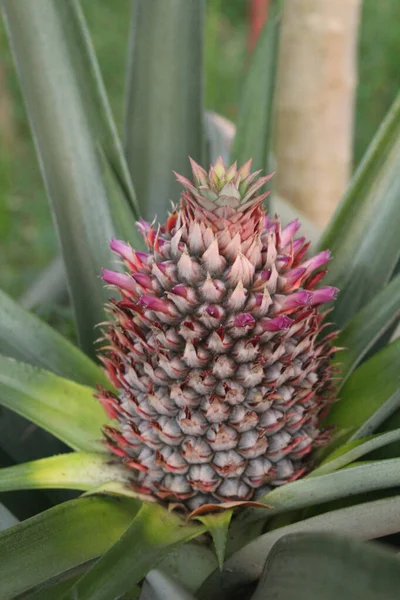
62,502,205,600
0,356,110,452
0,452,130,494
0,495,140,599
0,446,53,522
196,509,233,570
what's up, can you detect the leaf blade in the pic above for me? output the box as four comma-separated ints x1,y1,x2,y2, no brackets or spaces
335,272,400,387
252,532,400,600
156,543,217,595
141,570,196,600
240,457,400,524
323,338,400,433
311,428,400,476
205,112,235,164
0,289,108,388
124,0,205,221
0,356,109,452
0,452,131,494
230,0,281,179
1,0,141,357
318,92,400,328
0,495,140,600
62,502,205,600
350,388,400,440
199,496,400,600
196,509,233,570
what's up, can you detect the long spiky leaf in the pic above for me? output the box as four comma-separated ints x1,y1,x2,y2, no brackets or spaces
319,92,400,328
124,0,205,221
0,356,110,452
1,0,142,358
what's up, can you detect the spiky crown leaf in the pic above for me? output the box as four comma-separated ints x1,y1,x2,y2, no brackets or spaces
98,158,339,510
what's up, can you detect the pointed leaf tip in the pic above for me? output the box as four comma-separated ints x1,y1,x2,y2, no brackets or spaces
196,509,233,570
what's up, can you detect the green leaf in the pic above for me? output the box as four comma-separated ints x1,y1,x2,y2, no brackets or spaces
349,388,400,440
239,458,400,524
141,570,196,600
0,452,131,494
15,566,87,600
19,255,68,313
96,144,142,245
230,0,281,179
0,289,108,489
0,356,110,452
199,496,400,600
0,289,108,388
157,543,218,594
0,495,140,600
318,92,400,328
0,407,69,505
251,532,400,600
311,428,400,476
196,510,233,570
1,0,141,358
62,502,205,600
124,0,205,221
335,272,400,387
323,338,400,434
205,112,235,164
355,392,400,461
0,446,53,522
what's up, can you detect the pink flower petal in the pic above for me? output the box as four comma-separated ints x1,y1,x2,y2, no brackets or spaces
280,219,301,246
234,313,256,328
302,250,331,272
309,286,339,305
109,238,133,262
261,316,293,331
132,273,153,289
138,295,173,315
102,269,137,293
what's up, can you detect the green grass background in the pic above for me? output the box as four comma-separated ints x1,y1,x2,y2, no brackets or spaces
0,0,399,299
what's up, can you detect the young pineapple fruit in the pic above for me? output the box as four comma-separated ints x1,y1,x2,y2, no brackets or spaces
98,158,338,510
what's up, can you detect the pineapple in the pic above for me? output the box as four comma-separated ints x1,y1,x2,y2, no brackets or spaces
98,158,338,509
2,1,400,597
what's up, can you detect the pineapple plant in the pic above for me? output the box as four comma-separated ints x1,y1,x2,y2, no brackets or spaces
0,1,400,599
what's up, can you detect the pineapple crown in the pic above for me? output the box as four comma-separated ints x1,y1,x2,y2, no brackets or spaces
176,155,272,210
98,158,339,510
171,156,273,262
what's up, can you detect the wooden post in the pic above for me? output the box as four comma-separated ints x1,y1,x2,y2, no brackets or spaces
275,0,362,229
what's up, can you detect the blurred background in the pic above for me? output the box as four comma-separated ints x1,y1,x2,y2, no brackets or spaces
0,0,399,300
